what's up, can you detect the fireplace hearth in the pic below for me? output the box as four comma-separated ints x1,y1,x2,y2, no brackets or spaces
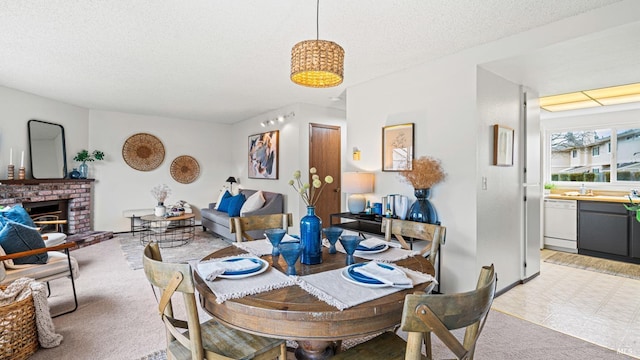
0,179,94,234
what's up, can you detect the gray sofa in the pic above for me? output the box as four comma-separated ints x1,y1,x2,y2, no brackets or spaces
201,189,284,241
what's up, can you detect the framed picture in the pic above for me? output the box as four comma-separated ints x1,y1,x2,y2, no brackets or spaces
382,123,414,171
248,130,279,179
493,124,514,166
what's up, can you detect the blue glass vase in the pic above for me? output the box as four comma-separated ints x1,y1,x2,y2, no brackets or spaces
300,206,322,265
78,162,88,179
408,188,439,224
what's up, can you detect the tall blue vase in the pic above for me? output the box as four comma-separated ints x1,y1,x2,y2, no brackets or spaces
408,188,439,224
300,206,322,265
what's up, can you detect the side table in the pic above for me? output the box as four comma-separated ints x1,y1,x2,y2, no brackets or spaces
140,213,195,248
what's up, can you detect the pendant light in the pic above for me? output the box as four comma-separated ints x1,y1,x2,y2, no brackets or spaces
290,0,344,88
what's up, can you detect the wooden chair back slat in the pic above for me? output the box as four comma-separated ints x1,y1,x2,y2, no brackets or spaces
381,218,446,264
229,213,293,242
401,264,496,360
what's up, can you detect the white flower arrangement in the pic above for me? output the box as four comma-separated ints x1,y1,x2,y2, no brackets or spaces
288,167,334,207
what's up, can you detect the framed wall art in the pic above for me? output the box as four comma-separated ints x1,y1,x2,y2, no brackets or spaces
382,123,414,171
493,124,514,166
248,130,279,179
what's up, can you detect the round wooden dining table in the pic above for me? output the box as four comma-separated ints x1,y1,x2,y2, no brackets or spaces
194,246,435,360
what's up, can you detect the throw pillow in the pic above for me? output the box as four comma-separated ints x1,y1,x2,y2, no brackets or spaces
214,190,228,210
216,191,233,212
0,220,48,265
0,205,35,227
240,191,266,216
227,194,246,217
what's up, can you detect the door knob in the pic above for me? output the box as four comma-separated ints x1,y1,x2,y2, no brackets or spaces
334,188,340,192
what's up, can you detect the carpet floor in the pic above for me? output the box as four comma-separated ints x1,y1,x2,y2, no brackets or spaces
118,228,229,270
32,238,633,360
544,251,640,280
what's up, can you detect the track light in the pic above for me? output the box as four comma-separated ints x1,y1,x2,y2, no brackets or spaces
258,112,295,127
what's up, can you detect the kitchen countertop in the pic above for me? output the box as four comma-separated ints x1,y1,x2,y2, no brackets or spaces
546,193,640,204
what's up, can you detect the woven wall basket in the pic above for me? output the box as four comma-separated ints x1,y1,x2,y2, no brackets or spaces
170,155,200,184
122,133,165,171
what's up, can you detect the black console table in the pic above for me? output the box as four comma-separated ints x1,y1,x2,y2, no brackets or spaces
329,212,385,237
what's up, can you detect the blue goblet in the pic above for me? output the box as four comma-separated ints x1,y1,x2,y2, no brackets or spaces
278,242,303,276
323,227,343,254
339,235,362,266
265,228,287,260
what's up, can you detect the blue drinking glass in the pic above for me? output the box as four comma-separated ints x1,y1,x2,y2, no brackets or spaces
264,228,286,260
323,227,343,254
278,241,303,276
339,235,362,266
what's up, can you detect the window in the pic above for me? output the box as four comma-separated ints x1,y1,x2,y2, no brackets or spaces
549,128,640,183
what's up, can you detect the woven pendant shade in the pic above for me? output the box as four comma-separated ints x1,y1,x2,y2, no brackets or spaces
291,39,344,88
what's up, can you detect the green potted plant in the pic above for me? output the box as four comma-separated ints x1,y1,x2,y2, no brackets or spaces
544,182,555,195
73,149,105,179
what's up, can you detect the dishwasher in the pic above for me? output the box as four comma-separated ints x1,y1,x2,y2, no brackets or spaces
543,199,577,253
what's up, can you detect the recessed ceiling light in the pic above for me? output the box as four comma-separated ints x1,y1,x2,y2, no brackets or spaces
540,82,640,112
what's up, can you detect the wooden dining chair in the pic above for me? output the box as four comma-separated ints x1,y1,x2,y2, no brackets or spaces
382,218,446,289
229,213,293,242
331,264,496,360
142,243,287,360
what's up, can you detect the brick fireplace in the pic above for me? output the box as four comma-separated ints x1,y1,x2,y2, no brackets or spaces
0,179,94,234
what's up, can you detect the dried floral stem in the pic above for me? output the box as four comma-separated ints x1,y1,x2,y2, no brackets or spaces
399,156,446,189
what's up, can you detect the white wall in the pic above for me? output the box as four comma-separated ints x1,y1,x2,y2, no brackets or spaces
89,110,233,232
0,86,89,176
347,55,481,293
230,103,346,233
476,67,523,289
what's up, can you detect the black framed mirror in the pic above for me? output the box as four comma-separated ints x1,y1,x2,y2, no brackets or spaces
28,120,67,179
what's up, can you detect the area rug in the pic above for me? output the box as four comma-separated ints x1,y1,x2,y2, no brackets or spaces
544,251,640,280
117,229,230,270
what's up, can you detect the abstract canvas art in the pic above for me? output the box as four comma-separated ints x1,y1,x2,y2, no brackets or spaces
248,130,279,179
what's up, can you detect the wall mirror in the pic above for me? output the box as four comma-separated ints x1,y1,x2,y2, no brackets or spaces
28,119,67,179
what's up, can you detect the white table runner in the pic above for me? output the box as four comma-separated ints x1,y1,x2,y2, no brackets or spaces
296,265,436,310
325,237,418,262
233,239,273,256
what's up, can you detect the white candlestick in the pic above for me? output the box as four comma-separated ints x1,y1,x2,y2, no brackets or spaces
9,148,12,165
20,151,24,167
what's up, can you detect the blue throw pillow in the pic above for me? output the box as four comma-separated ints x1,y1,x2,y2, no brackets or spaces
0,205,35,227
227,194,246,217
216,191,233,213
0,220,48,265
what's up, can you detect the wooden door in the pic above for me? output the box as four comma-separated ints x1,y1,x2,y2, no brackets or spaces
309,123,341,226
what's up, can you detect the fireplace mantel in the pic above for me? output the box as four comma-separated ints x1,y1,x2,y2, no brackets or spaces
0,179,95,234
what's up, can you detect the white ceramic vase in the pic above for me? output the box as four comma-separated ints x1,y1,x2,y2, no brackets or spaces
154,204,166,217
394,195,409,220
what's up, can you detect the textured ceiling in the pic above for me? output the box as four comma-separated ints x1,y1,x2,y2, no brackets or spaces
0,0,626,123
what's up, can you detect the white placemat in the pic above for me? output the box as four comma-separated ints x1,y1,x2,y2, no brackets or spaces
296,265,436,310
324,236,418,262
233,239,273,256
194,256,296,303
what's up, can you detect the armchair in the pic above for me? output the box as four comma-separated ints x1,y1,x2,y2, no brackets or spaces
0,242,79,317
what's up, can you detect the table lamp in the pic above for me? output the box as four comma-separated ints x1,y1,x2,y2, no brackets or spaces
226,176,237,193
342,172,374,214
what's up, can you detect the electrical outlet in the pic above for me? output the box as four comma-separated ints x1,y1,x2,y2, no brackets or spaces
482,177,487,190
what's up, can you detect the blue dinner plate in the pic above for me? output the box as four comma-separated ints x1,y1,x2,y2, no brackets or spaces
347,263,396,285
222,257,263,275
356,243,386,252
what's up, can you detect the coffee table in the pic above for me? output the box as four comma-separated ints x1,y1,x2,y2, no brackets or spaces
140,213,195,248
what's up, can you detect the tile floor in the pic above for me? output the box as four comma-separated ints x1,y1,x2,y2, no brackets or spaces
492,250,640,359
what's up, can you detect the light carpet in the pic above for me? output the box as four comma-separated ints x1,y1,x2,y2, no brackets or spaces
544,251,640,280
135,310,632,360
118,228,230,270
